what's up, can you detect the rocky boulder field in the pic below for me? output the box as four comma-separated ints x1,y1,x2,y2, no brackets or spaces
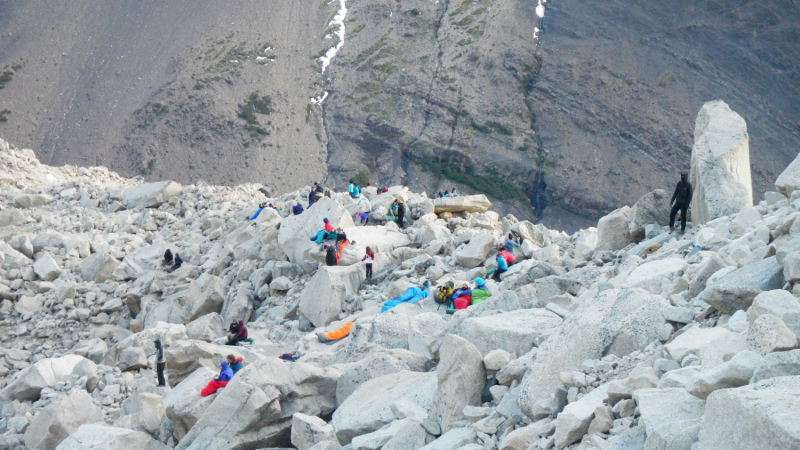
0,101,799,450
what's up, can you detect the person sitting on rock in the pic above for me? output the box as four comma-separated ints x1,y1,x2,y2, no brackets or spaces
292,201,304,215
227,354,244,375
348,180,355,197
503,234,520,255
471,277,492,305
310,218,336,244
163,249,174,266
336,228,351,264
451,187,458,197
351,182,361,198
267,203,279,213
200,361,233,397
165,253,182,273
492,252,508,282
396,198,406,228
443,190,450,197
451,284,472,311
226,320,249,345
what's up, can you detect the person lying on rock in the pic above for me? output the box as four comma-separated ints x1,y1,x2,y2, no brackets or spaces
200,361,233,397
226,320,249,345
227,354,244,375
471,277,492,305
164,253,182,273
451,284,472,311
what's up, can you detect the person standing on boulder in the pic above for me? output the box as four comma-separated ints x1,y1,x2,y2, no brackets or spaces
154,340,166,387
362,246,374,279
396,198,406,228
670,172,693,234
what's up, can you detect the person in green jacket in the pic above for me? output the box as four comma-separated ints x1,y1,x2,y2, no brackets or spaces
470,277,492,305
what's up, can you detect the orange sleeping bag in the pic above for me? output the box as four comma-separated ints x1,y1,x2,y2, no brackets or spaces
317,322,354,343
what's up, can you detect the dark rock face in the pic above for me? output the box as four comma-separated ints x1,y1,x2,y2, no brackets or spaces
529,0,800,230
0,0,798,231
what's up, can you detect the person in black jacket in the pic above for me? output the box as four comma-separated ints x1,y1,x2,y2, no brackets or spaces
396,198,406,228
670,172,693,233
154,340,166,386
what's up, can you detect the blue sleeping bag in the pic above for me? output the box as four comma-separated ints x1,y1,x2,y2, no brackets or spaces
382,287,430,312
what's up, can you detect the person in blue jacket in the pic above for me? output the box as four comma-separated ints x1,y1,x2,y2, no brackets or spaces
292,201,304,215
492,252,508,281
217,361,233,382
227,355,244,375
351,182,361,198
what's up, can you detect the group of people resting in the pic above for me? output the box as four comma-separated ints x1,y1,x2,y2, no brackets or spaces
227,319,252,345
491,233,521,281
439,277,493,312
310,218,353,266
201,354,245,397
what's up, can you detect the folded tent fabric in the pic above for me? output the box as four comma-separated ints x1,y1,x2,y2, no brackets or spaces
316,322,354,343
381,287,430,312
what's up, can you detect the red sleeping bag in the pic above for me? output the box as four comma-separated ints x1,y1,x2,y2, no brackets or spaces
453,295,471,310
201,379,228,397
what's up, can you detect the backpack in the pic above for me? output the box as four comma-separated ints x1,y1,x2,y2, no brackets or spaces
435,281,455,305
500,250,516,264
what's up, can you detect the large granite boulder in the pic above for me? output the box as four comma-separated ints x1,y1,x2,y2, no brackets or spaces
702,256,784,314
699,376,800,450
775,152,800,197
0,355,96,401
122,180,182,209
634,388,705,450
431,335,486,433
689,100,752,225
176,359,340,450
54,423,170,450
79,252,120,283
596,206,634,251
278,197,354,263
518,288,668,417
181,274,226,322
459,309,562,356
33,252,62,282
14,193,55,208
165,340,262,387
454,231,496,268
25,389,103,450
164,367,218,440
299,265,364,328
332,371,437,444
433,194,491,213
629,189,670,241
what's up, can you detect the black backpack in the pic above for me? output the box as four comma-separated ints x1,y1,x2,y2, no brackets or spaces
325,246,337,266
435,281,454,305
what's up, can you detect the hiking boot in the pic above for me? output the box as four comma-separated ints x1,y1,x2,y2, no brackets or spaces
669,226,675,233
678,229,685,234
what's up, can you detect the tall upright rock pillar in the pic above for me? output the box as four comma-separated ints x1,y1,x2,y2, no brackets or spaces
689,100,752,226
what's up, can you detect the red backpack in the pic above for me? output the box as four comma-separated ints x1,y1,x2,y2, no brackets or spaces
500,250,516,264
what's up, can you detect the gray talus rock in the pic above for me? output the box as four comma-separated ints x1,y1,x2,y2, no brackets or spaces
745,314,798,355
164,340,262,387
14,193,55,208
25,389,103,450
9,234,34,258
0,355,96,401
701,256,784,314
664,325,747,369
774,151,800,197
33,252,62,282
596,206,634,251
121,180,182,209
454,230,496,268
164,367,217,441
459,309,562,357
54,423,171,450
181,274,226,322
634,388,705,450
299,265,364,328
79,252,120,283
686,350,763,400
431,335,486,433
138,393,164,435
332,371,437,445
336,351,421,406
418,427,477,450
518,288,668,417
699,376,800,450
117,347,149,372
433,194,491,213
291,413,339,450
689,100,752,226
747,289,800,337
628,189,670,241
176,359,340,450
185,313,226,342
750,349,800,383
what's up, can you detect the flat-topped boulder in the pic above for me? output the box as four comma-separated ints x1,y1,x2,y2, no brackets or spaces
434,195,491,213
122,180,182,209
